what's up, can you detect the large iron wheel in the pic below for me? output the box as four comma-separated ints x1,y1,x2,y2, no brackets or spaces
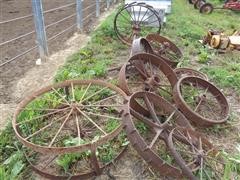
122,91,192,178
167,128,224,179
118,53,178,102
146,33,183,67
13,80,128,154
114,2,161,46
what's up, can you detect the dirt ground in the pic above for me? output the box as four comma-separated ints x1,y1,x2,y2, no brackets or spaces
0,0,110,129
0,0,108,104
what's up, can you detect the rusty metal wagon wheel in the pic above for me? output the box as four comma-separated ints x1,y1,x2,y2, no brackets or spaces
174,67,208,80
118,53,178,102
173,76,229,126
167,128,224,179
121,91,192,178
146,33,183,67
13,80,128,155
23,134,128,179
114,2,161,46
200,3,214,14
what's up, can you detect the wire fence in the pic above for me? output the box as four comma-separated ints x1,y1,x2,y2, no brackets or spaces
0,0,119,67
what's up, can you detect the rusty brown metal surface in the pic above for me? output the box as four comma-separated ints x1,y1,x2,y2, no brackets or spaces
118,53,178,97
121,91,194,178
131,37,154,56
146,33,183,67
25,146,127,179
13,79,129,179
167,127,220,179
174,67,208,80
173,76,230,126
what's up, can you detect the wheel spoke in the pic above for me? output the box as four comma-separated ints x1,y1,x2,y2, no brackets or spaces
17,107,70,125
91,94,118,105
79,83,92,103
76,107,107,135
25,112,69,140
48,108,73,147
138,8,149,24
51,87,70,105
71,82,75,101
75,113,81,145
80,86,108,104
143,94,160,124
149,129,163,148
85,111,121,121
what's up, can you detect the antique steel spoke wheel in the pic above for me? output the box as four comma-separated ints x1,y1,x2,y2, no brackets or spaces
114,2,161,46
167,128,224,179
122,91,192,178
146,33,183,67
13,80,128,178
173,76,229,126
118,53,178,102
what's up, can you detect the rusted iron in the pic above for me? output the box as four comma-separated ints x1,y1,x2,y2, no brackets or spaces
131,37,154,56
122,91,193,178
13,79,128,178
167,127,222,179
118,53,178,99
146,33,183,67
114,3,161,46
24,146,127,179
174,67,208,80
173,76,230,126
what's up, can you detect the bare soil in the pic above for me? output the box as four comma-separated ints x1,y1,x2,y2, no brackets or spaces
0,0,109,130
0,0,108,104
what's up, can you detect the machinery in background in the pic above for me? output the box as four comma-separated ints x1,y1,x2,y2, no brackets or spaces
189,0,240,14
202,29,240,51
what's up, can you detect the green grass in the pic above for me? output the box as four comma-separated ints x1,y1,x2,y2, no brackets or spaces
1,1,240,179
55,12,127,82
162,0,240,94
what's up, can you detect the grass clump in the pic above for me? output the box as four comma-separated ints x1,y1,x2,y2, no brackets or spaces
55,12,127,82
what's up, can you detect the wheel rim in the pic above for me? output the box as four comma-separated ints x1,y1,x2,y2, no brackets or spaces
146,33,183,66
174,67,208,80
167,128,224,179
122,91,193,178
118,53,178,103
173,76,229,126
13,80,128,154
114,3,161,46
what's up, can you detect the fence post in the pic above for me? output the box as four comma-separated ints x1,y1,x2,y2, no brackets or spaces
31,0,48,60
76,0,83,32
96,0,100,17
107,0,110,9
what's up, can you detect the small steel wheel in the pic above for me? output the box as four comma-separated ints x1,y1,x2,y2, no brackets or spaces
146,34,183,67
114,2,161,46
194,0,205,9
174,67,208,80
118,53,178,102
122,91,192,178
173,76,229,126
13,80,127,154
167,128,224,179
200,3,214,14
